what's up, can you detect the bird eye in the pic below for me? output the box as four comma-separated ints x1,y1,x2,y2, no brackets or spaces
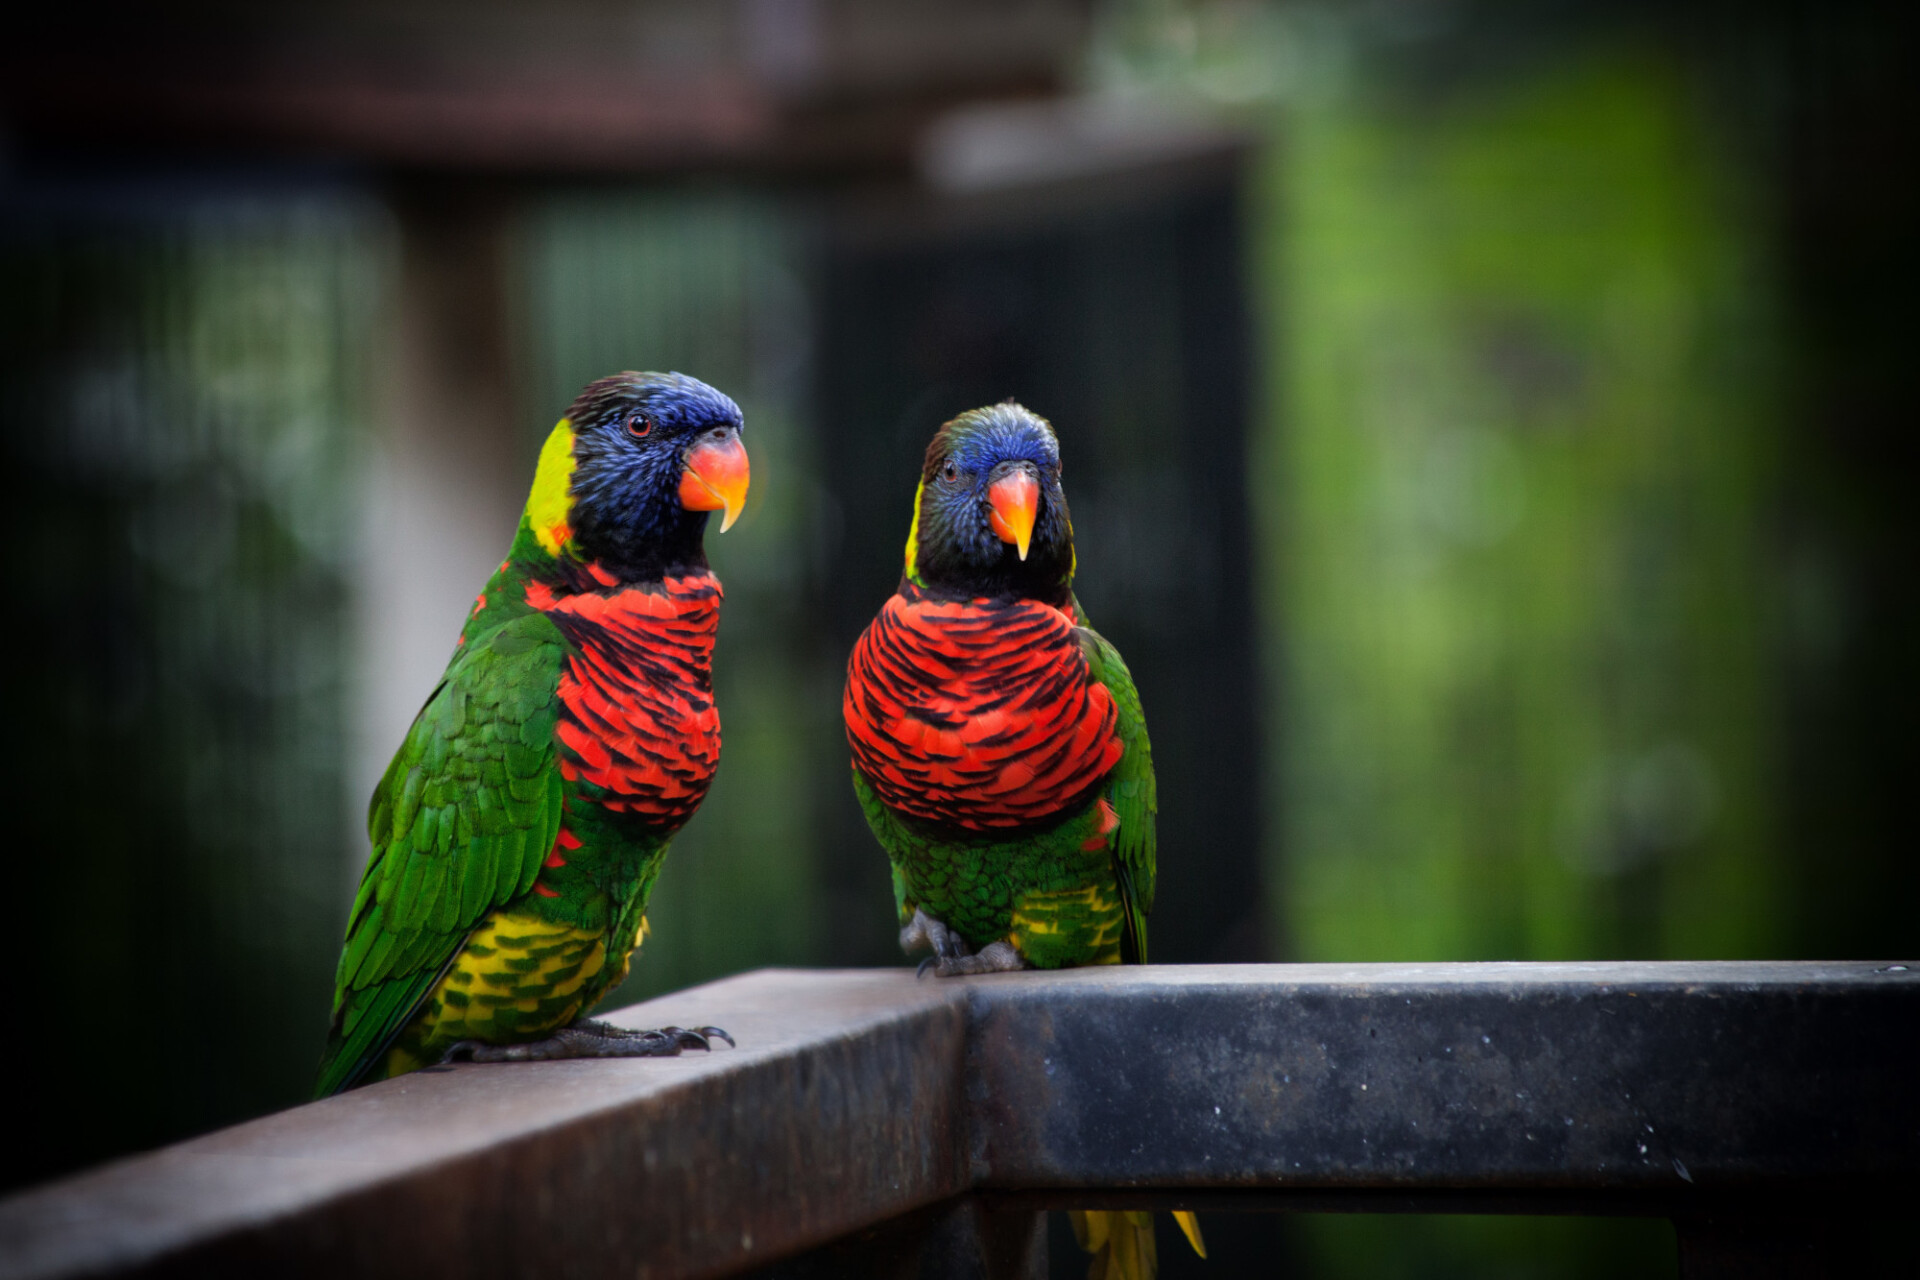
942,462,960,484
625,413,652,439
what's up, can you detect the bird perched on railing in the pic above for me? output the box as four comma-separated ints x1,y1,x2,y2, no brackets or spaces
316,371,750,1098
843,401,1202,1280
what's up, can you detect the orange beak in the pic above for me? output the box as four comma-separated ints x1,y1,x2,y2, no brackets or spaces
987,469,1040,561
679,431,750,532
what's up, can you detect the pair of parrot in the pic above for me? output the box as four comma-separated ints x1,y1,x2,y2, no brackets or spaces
317,372,1200,1278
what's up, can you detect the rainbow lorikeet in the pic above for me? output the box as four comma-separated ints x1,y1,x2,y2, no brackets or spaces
842,402,1203,1279
315,372,750,1098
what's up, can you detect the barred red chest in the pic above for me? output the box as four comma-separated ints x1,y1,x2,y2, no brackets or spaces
844,588,1122,830
527,572,723,828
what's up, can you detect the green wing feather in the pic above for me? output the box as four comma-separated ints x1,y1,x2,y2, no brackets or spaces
1074,612,1157,964
852,767,915,924
314,612,568,1097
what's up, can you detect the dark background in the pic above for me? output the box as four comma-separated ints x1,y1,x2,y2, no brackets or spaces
2,2,1913,1275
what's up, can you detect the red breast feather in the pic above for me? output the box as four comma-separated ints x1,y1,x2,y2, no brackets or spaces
845,587,1122,829
530,573,723,827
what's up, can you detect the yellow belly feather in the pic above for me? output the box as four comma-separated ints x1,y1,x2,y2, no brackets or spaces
382,909,648,1078
1009,881,1125,967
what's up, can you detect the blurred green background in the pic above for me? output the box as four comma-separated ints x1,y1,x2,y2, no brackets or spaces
3,1,1914,1275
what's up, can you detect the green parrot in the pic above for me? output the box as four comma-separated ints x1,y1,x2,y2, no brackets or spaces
842,401,1203,1279
315,372,750,1097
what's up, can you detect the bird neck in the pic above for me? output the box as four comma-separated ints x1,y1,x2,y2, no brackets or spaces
519,417,711,586
903,482,1075,607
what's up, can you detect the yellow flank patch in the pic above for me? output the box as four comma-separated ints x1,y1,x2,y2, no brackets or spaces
382,1043,429,1080
590,915,650,998
395,908,610,1068
904,482,925,582
527,419,577,556
1010,882,1125,967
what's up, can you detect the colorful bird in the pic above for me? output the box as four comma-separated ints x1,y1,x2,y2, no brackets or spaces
316,371,750,1098
842,401,1202,1279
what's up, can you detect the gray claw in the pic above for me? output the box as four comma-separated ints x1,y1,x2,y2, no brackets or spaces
901,907,972,966
933,940,1030,977
438,1019,733,1064
582,1019,731,1050
658,1026,715,1052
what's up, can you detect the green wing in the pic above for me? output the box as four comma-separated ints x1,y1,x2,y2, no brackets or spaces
851,767,915,925
315,612,568,1096
1075,615,1157,964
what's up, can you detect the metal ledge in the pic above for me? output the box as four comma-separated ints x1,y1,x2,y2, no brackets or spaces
964,961,1920,1191
2,963,1913,1279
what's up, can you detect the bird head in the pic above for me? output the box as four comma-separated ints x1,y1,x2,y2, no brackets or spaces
524,372,749,577
906,401,1073,602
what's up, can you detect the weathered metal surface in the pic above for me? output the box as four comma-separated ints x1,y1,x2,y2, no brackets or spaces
743,1197,1046,1280
0,971,968,1280
964,962,1920,1195
1,962,1912,1279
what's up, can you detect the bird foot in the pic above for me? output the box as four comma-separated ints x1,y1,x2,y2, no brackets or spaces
930,940,1029,977
442,1019,733,1064
900,907,964,962
901,908,1030,977
575,1018,736,1049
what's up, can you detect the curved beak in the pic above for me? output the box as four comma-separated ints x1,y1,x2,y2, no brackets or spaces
987,469,1040,561
679,430,750,532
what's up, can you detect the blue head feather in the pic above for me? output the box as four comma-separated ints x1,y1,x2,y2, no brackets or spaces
564,371,743,578
912,401,1073,603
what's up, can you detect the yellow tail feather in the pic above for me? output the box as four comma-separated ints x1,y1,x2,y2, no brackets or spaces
1069,1208,1202,1279
1173,1211,1206,1259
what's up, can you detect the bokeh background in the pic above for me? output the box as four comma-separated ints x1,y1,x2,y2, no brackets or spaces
3,1,1913,1275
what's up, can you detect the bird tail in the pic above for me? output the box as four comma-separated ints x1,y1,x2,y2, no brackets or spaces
1070,1209,1206,1280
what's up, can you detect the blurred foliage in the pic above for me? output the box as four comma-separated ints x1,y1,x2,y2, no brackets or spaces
1091,1,1846,1276
1267,51,1782,964
1287,1214,1676,1280
1,191,386,1186
1095,2,1786,970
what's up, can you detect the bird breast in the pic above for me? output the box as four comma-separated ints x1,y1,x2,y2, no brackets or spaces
534,572,724,827
845,590,1122,830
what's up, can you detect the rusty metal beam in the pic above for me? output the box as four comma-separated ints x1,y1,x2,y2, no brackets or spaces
964,961,1920,1194
1,963,1913,1279
0,972,970,1280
